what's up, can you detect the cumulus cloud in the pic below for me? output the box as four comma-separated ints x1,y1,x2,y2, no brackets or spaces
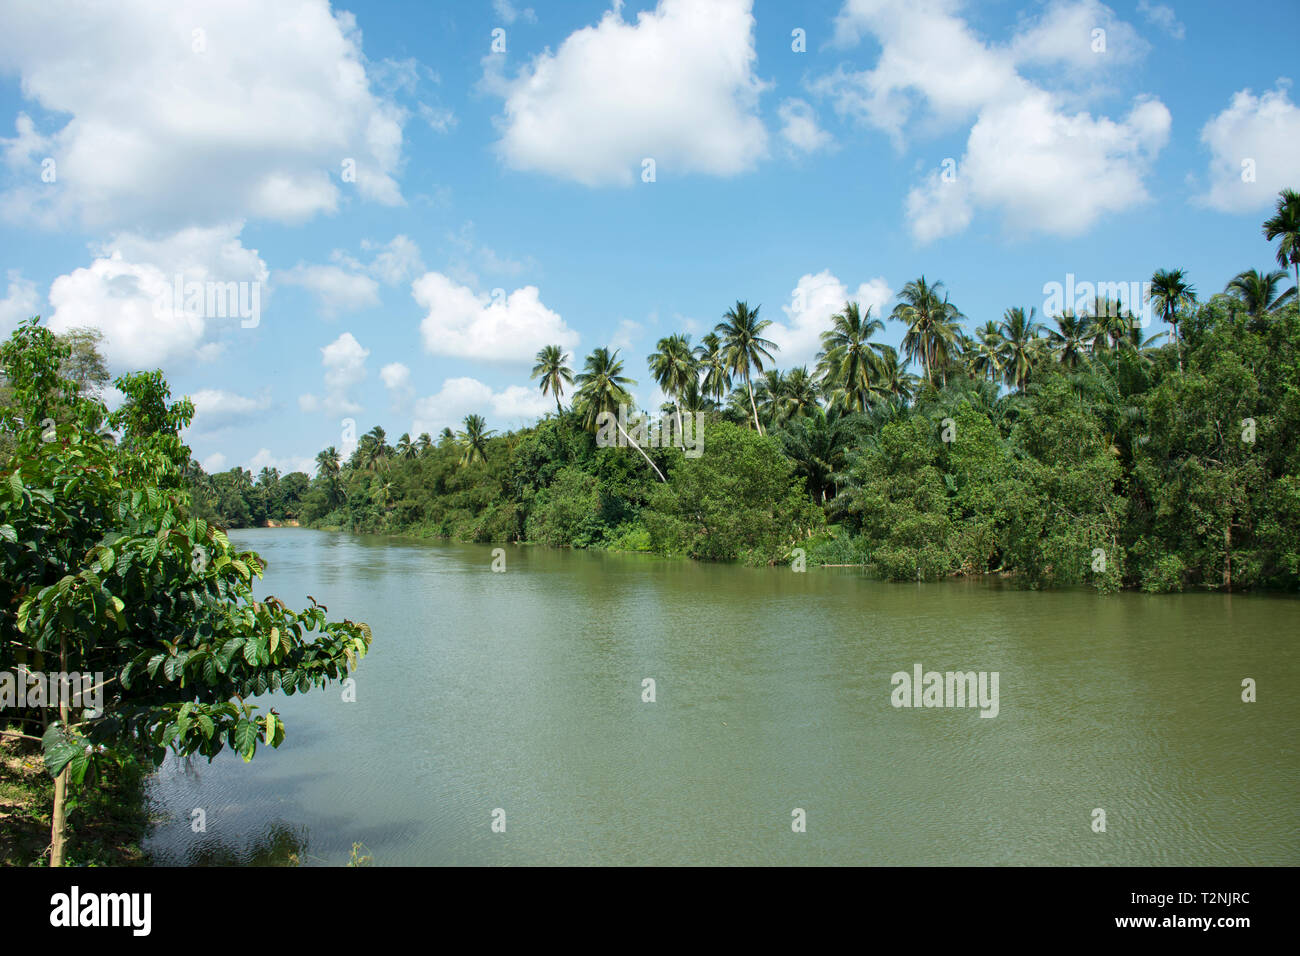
201,452,227,473
247,448,317,477
486,0,768,186
189,388,272,433
413,272,578,362
0,0,404,230
411,376,552,436
0,270,41,337
46,223,269,371
1195,83,1300,213
1136,1,1185,39
819,0,1169,240
778,99,834,154
299,331,369,416
768,270,894,368
278,264,381,317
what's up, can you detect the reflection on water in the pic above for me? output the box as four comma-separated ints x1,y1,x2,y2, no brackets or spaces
143,529,1300,866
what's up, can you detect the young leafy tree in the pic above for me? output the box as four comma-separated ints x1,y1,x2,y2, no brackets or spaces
0,319,372,866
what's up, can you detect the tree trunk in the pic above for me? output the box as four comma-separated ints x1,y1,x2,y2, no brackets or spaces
674,404,684,450
746,373,763,435
49,632,70,867
617,421,666,482
1223,517,1232,592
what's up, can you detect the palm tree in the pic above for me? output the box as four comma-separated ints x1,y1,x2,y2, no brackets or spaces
1262,188,1300,299
778,405,859,503
416,432,433,456
715,301,777,434
873,346,918,405
456,414,494,466
997,307,1044,391
816,301,886,413
315,446,341,479
781,365,821,420
395,432,416,460
647,333,696,446
891,276,963,386
531,344,574,415
1048,312,1092,369
1225,268,1296,319
755,368,788,427
694,332,731,404
970,320,1005,383
575,347,666,481
1148,268,1197,372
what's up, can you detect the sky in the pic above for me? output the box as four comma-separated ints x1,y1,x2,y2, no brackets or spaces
0,0,1297,476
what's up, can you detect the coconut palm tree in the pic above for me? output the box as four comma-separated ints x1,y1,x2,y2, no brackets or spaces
873,346,918,405
715,301,777,434
1048,312,1092,369
395,432,417,460
781,365,821,420
1225,268,1296,319
575,346,665,482
456,414,494,467
1263,187,1300,298
531,344,574,415
779,405,859,503
315,446,341,479
647,333,696,446
1148,268,1197,372
969,321,1004,384
755,368,789,427
694,332,731,404
416,432,433,456
997,307,1044,391
816,301,886,413
891,276,964,386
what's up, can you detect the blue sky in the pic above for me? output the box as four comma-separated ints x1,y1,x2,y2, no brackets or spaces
1,0,1297,475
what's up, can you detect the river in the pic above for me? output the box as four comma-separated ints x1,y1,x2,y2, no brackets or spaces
142,528,1299,865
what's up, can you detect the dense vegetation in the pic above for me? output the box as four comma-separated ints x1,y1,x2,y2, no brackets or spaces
185,191,1300,593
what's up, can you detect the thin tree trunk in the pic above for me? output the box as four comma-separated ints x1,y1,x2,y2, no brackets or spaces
674,404,684,450
49,632,69,867
746,373,763,435
616,421,666,482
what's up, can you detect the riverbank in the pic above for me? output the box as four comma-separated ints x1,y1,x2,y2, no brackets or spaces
0,734,151,867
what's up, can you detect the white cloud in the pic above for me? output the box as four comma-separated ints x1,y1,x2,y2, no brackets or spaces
45,223,269,371
1137,1,1185,40
820,0,1169,240
486,0,768,186
493,0,537,26
0,0,404,230
413,272,578,362
189,388,271,433
778,99,834,154
380,362,411,391
0,270,41,337
300,331,368,416
411,376,552,436
364,235,424,285
769,271,894,368
247,448,317,477
278,264,381,317
201,452,227,473
1195,83,1300,213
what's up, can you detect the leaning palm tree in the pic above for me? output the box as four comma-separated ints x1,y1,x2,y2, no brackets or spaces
1148,268,1197,372
816,301,886,414
715,301,777,434
456,414,494,467
575,347,665,482
891,276,964,386
694,332,731,404
997,307,1044,392
1262,187,1300,298
531,344,574,415
1225,268,1296,319
647,333,696,446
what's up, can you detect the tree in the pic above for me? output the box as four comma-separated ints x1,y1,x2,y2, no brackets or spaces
574,347,666,481
0,319,371,866
1262,187,1300,299
456,413,495,466
647,333,696,446
816,301,886,413
1225,268,1296,319
531,344,574,415
1048,312,1092,370
892,276,964,386
715,301,776,434
395,432,417,460
1149,268,1197,371
997,306,1044,391
694,332,731,404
